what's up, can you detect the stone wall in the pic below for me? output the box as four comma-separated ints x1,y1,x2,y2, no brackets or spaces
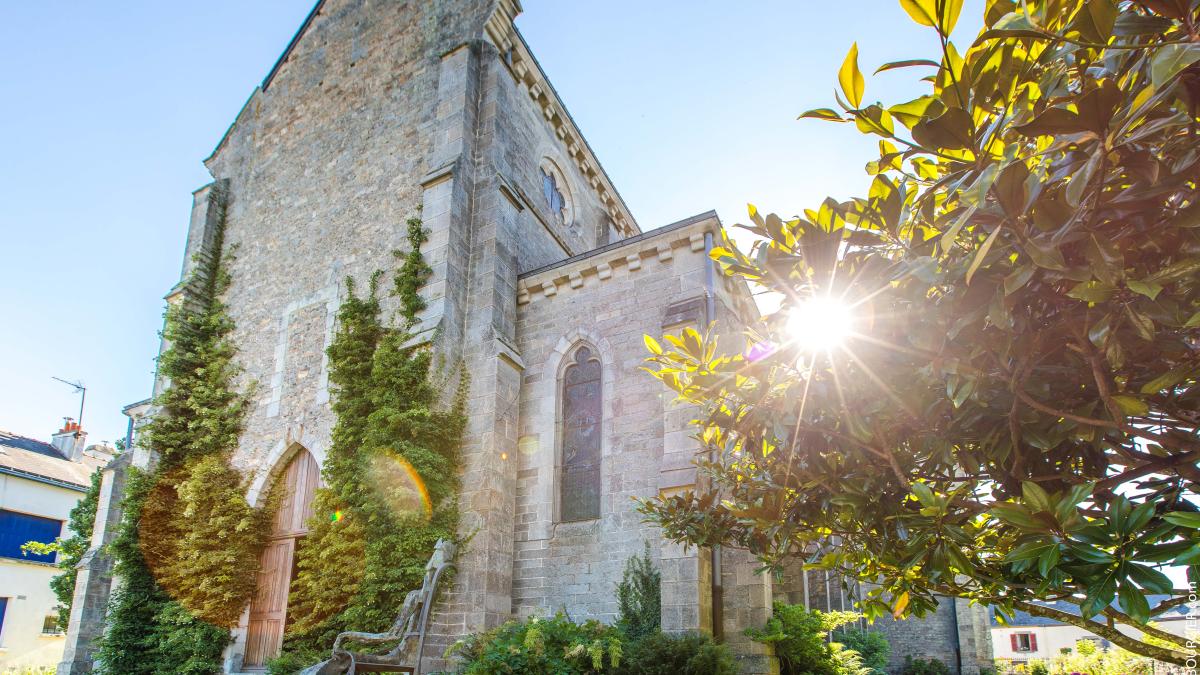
512,215,719,624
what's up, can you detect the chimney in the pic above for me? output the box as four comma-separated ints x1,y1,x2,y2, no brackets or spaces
51,418,88,462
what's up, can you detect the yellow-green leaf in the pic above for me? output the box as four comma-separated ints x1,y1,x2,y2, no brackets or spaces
966,225,1002,285
939,0,964,34
898,0,937,27
644,335,663,356
839,43,865,108
799,108,845,121
1110,394,1149,417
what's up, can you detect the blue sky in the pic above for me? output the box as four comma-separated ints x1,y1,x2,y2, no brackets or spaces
0,1,982,446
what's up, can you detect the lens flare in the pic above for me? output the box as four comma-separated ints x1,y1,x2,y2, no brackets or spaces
367,451,433,521
786,296,854,352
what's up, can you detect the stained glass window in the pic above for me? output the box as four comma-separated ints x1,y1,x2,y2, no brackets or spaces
560,345,601,521
542,167,567,224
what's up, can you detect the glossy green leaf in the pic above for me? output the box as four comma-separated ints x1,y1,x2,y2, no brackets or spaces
1163,512,1200,529
1126,279,1163,300
1150,43,1200,89
1118,582,1151,624
1126,563,1174,594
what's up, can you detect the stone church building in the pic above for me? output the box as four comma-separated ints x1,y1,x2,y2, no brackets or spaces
59,1,992,673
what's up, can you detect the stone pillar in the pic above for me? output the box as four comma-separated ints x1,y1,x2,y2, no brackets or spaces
657,301,713,635
57,452,133,674
722,547,779,675
420,39,526,668
953,598,993,675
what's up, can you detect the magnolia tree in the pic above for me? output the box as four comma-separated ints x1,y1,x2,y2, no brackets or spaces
640,0,1200,664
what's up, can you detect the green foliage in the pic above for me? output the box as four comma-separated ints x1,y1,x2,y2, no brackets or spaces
615,631,736,675
746,602,864,675
836,629,890,675
281,217,466,660
901,656,949,675
97,468,169,675
616,543,662,640
1026,660,1048,675
1044,641,1150,675
98,185,268,674
446,613,623,674
830,642,873,675
21,468,101,629
640,0,1200,666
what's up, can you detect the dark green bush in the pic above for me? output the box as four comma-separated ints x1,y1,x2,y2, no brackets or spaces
615,631,735,675
901,655,950,675
446,613,622,674
616,543,661,641
836,629,890,674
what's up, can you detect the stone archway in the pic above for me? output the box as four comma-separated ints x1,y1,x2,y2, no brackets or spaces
242,447,319,669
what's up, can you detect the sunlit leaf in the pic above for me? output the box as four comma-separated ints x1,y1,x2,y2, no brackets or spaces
966,225,1002,285
839,43,866,108
1150,43,1200,89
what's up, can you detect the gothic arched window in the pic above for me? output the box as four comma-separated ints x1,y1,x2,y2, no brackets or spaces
559,345,601,522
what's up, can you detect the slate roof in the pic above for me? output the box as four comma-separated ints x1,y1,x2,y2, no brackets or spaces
991,595,1191,627
0,429,104,490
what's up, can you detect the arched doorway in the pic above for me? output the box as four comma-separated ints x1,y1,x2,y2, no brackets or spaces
243,448,319,669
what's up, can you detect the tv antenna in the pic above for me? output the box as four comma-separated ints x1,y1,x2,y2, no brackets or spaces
51,377,87,431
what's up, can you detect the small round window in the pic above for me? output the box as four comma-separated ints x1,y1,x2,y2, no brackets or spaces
539,159,574,227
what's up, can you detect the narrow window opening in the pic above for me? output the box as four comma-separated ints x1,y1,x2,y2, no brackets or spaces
559,345,601,522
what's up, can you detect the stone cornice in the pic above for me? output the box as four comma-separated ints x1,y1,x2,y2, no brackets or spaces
484,3,639,238
517,213,717,307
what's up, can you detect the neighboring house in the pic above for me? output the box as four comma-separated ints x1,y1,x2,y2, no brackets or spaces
0,422,109,672
991,596,1192,665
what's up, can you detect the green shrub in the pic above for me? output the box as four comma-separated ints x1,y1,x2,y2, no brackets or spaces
831,642,873,675
616,543,661,641
836,629,890,675
446,613,622,674
1027,660,1048,675
901,655,950,675
746,602,863,675
615,631,735,675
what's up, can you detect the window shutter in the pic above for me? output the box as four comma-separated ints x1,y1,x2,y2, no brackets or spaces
0,510,63,563
1010,634,1019,651
1030,634,1038,652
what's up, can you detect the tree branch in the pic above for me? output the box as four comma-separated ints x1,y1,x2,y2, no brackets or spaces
1102,607,1191,649
1013,600,1190,666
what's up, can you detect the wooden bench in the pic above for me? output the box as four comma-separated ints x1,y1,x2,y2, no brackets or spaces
301,539,456,675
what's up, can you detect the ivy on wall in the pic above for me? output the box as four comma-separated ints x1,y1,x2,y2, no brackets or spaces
98,185,272,675
277,217,466,670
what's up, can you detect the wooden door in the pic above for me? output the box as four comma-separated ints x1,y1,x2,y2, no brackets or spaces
244,450,319,669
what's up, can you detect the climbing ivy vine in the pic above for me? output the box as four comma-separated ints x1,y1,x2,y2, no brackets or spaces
276,217,466,671
98,186,272,675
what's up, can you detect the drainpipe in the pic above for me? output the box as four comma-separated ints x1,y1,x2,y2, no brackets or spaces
950,596,964,675
703,229,723,641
